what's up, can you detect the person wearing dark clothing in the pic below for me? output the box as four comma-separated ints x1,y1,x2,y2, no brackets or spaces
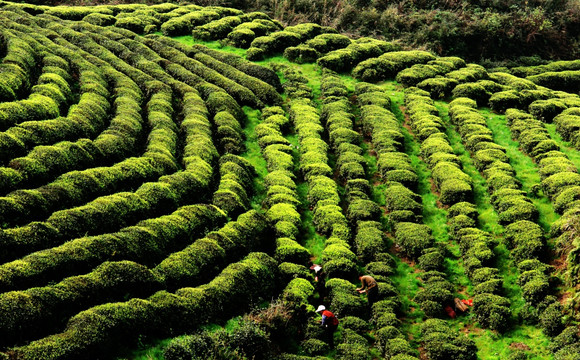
357,275,379,308
310,264,326,298
315,305,338,349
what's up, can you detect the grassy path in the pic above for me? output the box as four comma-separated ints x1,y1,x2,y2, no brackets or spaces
242,106,268,211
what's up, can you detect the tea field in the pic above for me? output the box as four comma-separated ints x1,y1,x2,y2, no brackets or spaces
0,2,579,359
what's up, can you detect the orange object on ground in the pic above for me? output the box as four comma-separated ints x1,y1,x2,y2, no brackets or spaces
454,298,468,312
461,299,473,306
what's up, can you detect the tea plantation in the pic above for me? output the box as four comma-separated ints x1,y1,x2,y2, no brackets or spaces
0,2,579,359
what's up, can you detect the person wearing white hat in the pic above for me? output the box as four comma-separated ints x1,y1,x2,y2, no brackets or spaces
315,305,339,348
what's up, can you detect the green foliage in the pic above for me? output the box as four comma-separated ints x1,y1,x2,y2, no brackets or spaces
275,238,310,264
1,6,579,360
318,37,400,73
489,90,522,113
528,70,580,93
394,222,434,259
421,319,477,360
472,293,511,332
0,261,161,345
11,252,278,359
353,50,435,82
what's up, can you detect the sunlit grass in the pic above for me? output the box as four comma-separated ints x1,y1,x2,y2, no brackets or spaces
469,325,552,360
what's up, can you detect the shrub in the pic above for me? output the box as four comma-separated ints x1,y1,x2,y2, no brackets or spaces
352,51,435,82
339,316,369,333
365,261,394,277
417,77,458,99
267,203,301,226
396,57,464,87
275,238,310,264
160,10,220,36
314,204,347,234
394,222,434,259
529,99,568,122
542,172,580,199
448,202,478,219
418,249,445,272
355,222,388,263
347,199,380,223
554,186,580,213
226,319,273,360
384,183,422,215
306,33,351,54
421,319,477,360
323,257,358,279
439,179,473,205
83,13,116,26
336,343,371,360
489,90,521,113
520,274,550,305
164,331,215,360
472,293,511,332
284,45,320,64
301,338,327,356
538,301,565,336
528,70,580,93
550,326,580,353
317,37,400,73
11,252,277,359
282,277,315,305
452,83,491,105
192,16,242,41
278,262,313,284
375,326,404,354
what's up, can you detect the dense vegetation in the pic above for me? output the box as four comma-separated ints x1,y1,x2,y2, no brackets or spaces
0,1,579,360
14,0,580,62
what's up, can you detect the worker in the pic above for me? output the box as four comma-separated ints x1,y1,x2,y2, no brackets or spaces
356,275,379,308
315,305,339,348
310,264,326,297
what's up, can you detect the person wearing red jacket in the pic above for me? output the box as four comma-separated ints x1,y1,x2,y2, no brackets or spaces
315,305,339,348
